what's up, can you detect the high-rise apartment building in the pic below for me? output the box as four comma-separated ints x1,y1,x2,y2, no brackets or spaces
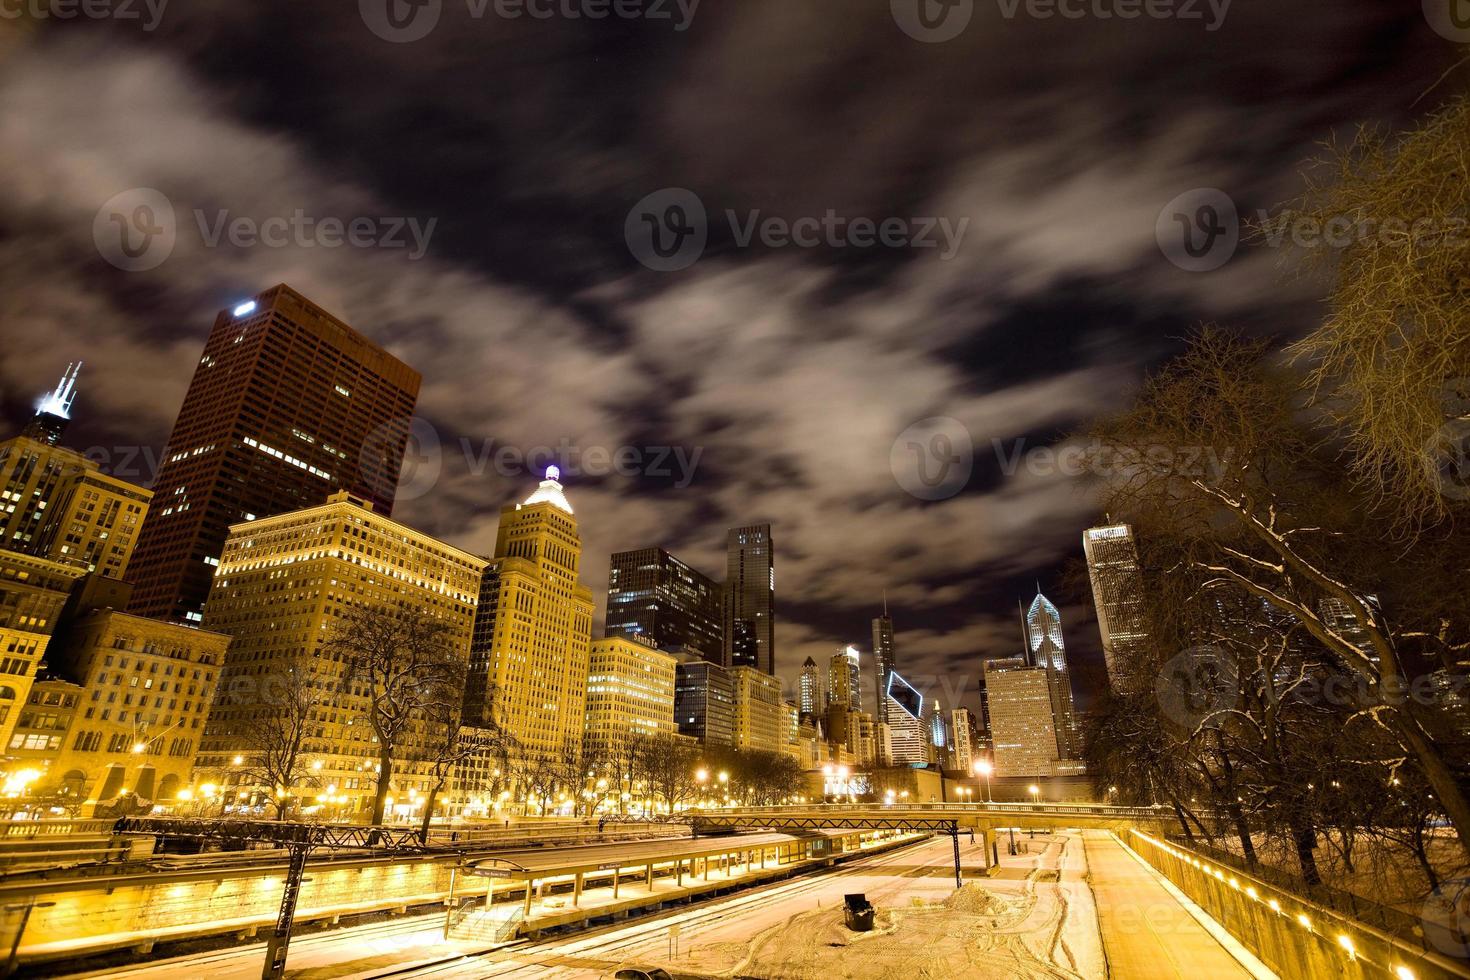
732,665,784,752
828,645,861,712
872,604,895,723
1084,524,1151,692
674,656,735,746
983,656,1060,777
606,548,722,661
723,524,774,673
583,636,678,762
197,491,484,812
0,368,152,580
127,285,421,623
464,468,594,771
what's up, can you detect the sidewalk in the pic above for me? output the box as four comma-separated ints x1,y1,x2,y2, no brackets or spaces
1083,830,1271,980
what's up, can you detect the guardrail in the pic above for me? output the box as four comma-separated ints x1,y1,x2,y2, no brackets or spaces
0,819,115,839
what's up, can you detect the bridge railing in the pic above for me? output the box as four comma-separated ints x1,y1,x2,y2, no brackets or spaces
686,802,1168,820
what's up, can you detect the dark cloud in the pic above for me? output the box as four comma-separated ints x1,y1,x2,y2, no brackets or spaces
0,2,1463,714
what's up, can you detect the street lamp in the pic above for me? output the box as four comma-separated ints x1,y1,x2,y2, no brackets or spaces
973,759,993,803
1028,784,1040,805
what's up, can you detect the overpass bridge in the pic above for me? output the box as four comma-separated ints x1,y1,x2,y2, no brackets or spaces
680,801,1176,883
683,801,1175,836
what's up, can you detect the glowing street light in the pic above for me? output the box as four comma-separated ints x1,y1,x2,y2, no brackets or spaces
1028,784,1040,805
972,759,993,802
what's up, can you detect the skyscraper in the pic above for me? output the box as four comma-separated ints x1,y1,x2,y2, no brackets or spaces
20,362,80,447
723,524,774,673
674,656,736,746
127,285,421,623
1026,591,1080,760
983,656,1059,777
884,670,927,765
950,706,978,773
1083,524,1151,692
828,644,861,712
872,601,895,723
464,468,595,770
0,367,151,579
606,547,722,661
799,656,823,719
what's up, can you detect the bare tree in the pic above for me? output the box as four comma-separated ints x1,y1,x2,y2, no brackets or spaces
1089,327,1470,860
326,604,469,825
1275,97,1470,527
415,681,514,841
235,667,319,821
633,734,700,814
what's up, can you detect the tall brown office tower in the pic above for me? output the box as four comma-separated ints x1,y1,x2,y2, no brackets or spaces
126,285,421,623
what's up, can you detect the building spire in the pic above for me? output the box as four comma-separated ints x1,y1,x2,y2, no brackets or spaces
24,361,83,446
882,588,888,618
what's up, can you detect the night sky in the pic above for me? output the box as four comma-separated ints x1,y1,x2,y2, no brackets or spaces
0,2,1463,716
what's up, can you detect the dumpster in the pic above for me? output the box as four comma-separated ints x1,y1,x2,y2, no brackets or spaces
843,893,875,932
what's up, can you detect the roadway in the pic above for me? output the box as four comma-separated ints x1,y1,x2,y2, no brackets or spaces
65,830,1271,980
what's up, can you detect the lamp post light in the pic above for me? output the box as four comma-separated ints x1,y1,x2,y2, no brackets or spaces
973,759,993,803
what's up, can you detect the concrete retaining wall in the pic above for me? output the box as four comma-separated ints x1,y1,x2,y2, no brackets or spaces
1126,830,1469,980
